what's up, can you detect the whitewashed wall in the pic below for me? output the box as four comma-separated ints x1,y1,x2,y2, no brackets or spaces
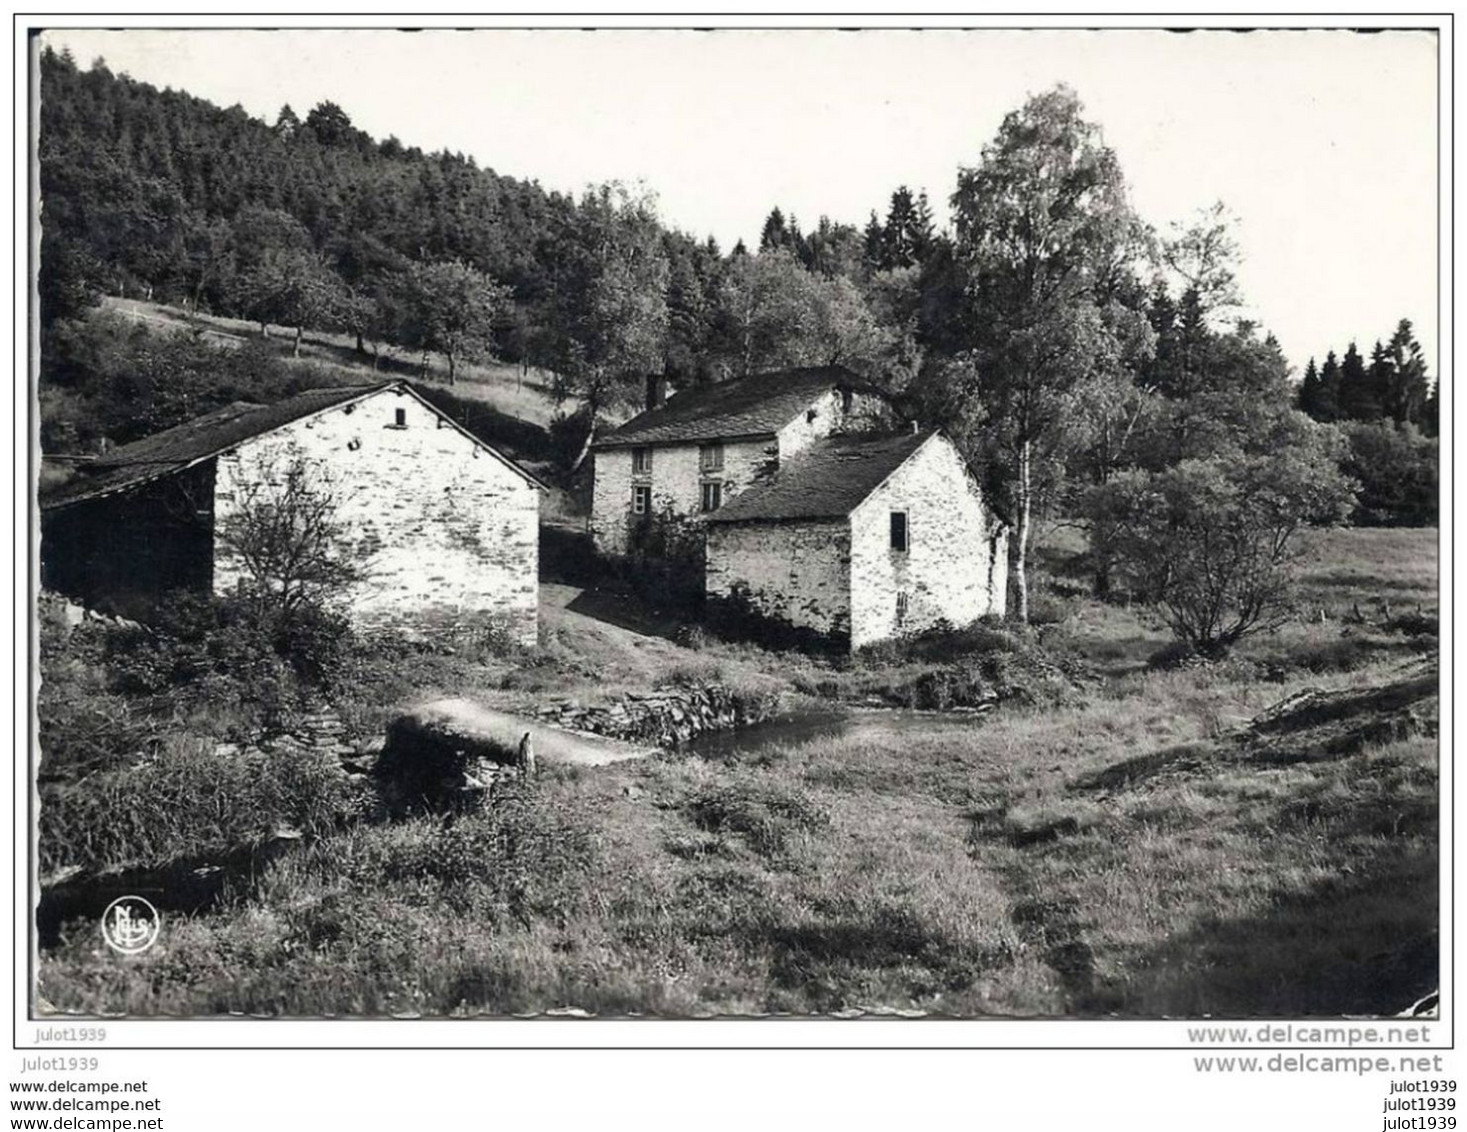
591,385,897,557
589,438,773,555
847,434,1003,648
212,387,539,643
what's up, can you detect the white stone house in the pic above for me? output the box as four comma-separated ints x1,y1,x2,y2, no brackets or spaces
589,366,898,557
40,381,544,643
705,429,1009,650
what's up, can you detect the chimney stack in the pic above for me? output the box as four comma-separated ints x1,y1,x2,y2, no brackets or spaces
646,374,674,412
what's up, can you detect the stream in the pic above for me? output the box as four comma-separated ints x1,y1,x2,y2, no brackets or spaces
685,704,989,759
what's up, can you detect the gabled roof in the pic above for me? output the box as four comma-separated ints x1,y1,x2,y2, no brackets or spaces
41,381,543,510
707,429,937,524
594,365,887,449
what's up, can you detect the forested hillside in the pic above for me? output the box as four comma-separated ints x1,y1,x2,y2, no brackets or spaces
38,46,918,401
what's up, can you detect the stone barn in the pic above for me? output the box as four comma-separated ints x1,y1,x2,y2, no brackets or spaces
704,429,1008,650
589,365,899,557
40,381,544,643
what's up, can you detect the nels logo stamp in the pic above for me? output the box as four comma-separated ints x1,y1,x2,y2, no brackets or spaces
101,896,161,955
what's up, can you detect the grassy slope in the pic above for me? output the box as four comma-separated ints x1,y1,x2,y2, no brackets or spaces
101,296,563,427
37,525,1439,1018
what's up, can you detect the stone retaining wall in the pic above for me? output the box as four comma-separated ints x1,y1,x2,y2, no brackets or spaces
532,682,781,747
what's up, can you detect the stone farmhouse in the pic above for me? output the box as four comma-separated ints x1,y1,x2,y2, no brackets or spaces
40,381,544,643
707,429,1008,649
589,365,898,556
590,366,1009,649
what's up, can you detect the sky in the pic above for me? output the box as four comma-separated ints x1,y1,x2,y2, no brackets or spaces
41,26,1440,378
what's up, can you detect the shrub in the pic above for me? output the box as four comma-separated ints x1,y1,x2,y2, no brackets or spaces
37,611,157,781
38,735,358,875
384,786,598,925
105,592,350,726
1097,436,1356,657
1340,421,1438,527
620,503,707,612
685,779,831,859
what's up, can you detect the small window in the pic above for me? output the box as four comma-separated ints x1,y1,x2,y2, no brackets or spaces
896,592,909,626
632,485,651,515
394,408,407,427
890,511,909,553
632,447,652,475
700,443,724,472
806,408,818,423
701,482,723,513
841,389,854,414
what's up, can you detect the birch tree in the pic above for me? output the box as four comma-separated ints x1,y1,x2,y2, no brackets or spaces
950,85,1146,622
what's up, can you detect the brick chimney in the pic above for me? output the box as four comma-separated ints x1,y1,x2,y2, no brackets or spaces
645,374,675,412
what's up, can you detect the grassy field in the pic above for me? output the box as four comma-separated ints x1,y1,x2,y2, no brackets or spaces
37,526,1439,1018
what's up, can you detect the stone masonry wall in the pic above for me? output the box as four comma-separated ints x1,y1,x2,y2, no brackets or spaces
705,519,852,639
533,681,782,747
591,385,896,558
213,387,539,644
774,387,897,459
590,437,774,555
848,433,1002,649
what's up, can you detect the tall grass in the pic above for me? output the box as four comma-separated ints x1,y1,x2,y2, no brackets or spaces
37,528,1438,1018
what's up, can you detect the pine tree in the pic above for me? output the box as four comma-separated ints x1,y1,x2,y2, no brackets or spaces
1316,351,1343,422
1385,318,1431,424
1142,280,1179,395
1298,357,1321,416
883,187,918,268
1338,341,1376,420
863,211,886,269
1366,340,1395,421
759,207,788,253
273,104,300,139
909,190,937,263
1423,379,1439,437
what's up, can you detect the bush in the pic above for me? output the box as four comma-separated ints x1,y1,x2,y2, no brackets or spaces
1098,436,1356,657
37,609,156,781
383,787,598,925
685,779,831,859
856,621,1020,667
105,591,353,726
1340,421,1438,527
620,504,707,612
38,735,358,875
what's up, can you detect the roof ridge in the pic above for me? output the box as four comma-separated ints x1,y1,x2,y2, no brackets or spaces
40,381,408,509
596,365,885,449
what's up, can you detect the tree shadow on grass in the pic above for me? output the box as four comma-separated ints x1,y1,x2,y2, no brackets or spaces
750,905,1014,1013
1091,846,1438,1017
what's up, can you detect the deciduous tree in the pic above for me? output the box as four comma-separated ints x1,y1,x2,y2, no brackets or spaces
396,258,510,383
949,85,1148,622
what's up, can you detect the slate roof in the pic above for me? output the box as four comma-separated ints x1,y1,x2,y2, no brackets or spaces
594,366,885,448
40,381,542,510
707,429,938,524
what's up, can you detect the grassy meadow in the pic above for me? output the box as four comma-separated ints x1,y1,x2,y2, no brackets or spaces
36,525,1438,1018
101,296,562,427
